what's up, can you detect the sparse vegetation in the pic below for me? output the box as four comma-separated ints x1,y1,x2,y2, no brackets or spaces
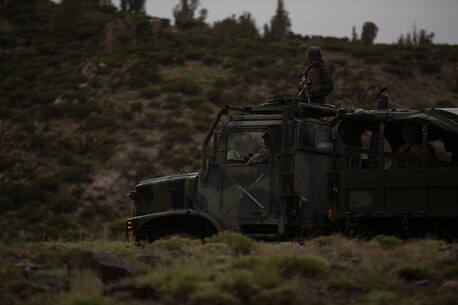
1,234,457,304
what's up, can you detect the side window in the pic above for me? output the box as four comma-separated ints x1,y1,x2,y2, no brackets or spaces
314,129,333,152
226,131,270,164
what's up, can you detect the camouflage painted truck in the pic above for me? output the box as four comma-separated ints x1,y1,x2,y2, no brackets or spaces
126,95,458,241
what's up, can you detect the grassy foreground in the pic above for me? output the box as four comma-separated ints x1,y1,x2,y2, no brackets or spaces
1,232,457,305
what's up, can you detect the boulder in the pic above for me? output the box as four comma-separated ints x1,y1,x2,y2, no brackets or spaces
68,250,133,282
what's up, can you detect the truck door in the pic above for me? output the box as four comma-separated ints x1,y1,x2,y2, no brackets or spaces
221,131,273,219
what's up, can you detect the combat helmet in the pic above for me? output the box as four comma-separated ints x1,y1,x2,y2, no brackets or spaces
306,46,323,60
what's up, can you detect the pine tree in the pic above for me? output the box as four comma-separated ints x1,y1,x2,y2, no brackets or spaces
237,12,259,39
264,0,291,41
351,26,358,42
173,0,200,28
120,0,145,13
361,21,378,45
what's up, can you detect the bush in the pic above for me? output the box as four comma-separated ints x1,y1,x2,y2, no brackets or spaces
263,254,328,277
150,51,184,65
125,75,148,89
356,290,399,305
36,174,59,192
396,265,433,281
312,235,337,246
129,101,143,112
328,274,361,291
202,54,223,65
381,64,413,79
248,55,275,67
251,285,299,305
162,78,201,95
43,101,102,120
371,235,402,248
207,88,225,105
189,287,239,305
0,100,13,119
193,110,212,132
162,127,194,145
58,166,91,183
184,49,205,60
420,61,442,74
140,87,161,99
151,236,201,251
205,231,256,255
436,99,457,107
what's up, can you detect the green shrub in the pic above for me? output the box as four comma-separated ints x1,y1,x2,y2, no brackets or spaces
140,87,161,99
84,113,117,130
43,101,102,120
321,38,350,52
436,99,457,107
312,235,338,246
193,110,212,132
56,271,114,305
264,254,328,277
189,287,240,305
49,192,79,213
364,56,381,64
162,127,193,145
356,290,399,305
381,64,413,79
328,274,361,291
420,61,442,74
185,96,207,108
207,88,225,105
205,231,256,255
0,100,13,119
371,235,402,248
216,270,258,300
184,49,205,60
58,166,91,183
129,101,143,112
329,57,348,67
162,78,201,95
421,294,458,305
212,78,227,89
151,236,201,251
202,54,223,65
350,45,383,60
249,55,275,67
36,174,59,192
251,285,299,305
150,51,184,65
124,75,148,89
396,265,433,281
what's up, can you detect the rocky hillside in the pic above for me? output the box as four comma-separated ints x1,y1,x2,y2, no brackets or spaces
1,0,458,239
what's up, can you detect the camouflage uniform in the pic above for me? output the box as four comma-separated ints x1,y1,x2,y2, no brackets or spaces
300,62,334,104
246,149,269,164
395,125,436,168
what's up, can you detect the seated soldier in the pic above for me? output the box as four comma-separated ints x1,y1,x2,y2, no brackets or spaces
395,125,436,168
246,133,270,165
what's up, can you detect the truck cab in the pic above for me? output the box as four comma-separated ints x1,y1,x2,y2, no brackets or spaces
127,96,339,241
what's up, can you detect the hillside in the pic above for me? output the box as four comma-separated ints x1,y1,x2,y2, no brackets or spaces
1,0,458,239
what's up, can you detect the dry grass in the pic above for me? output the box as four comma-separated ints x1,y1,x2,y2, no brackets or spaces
1,233,457,305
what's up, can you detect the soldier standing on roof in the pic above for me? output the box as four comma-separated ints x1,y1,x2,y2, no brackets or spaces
297,46,334,104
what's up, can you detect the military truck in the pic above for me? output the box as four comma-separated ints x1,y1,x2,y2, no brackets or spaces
126,95,458,241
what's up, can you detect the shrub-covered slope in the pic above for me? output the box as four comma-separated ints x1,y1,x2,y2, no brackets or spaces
1,1,457,239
